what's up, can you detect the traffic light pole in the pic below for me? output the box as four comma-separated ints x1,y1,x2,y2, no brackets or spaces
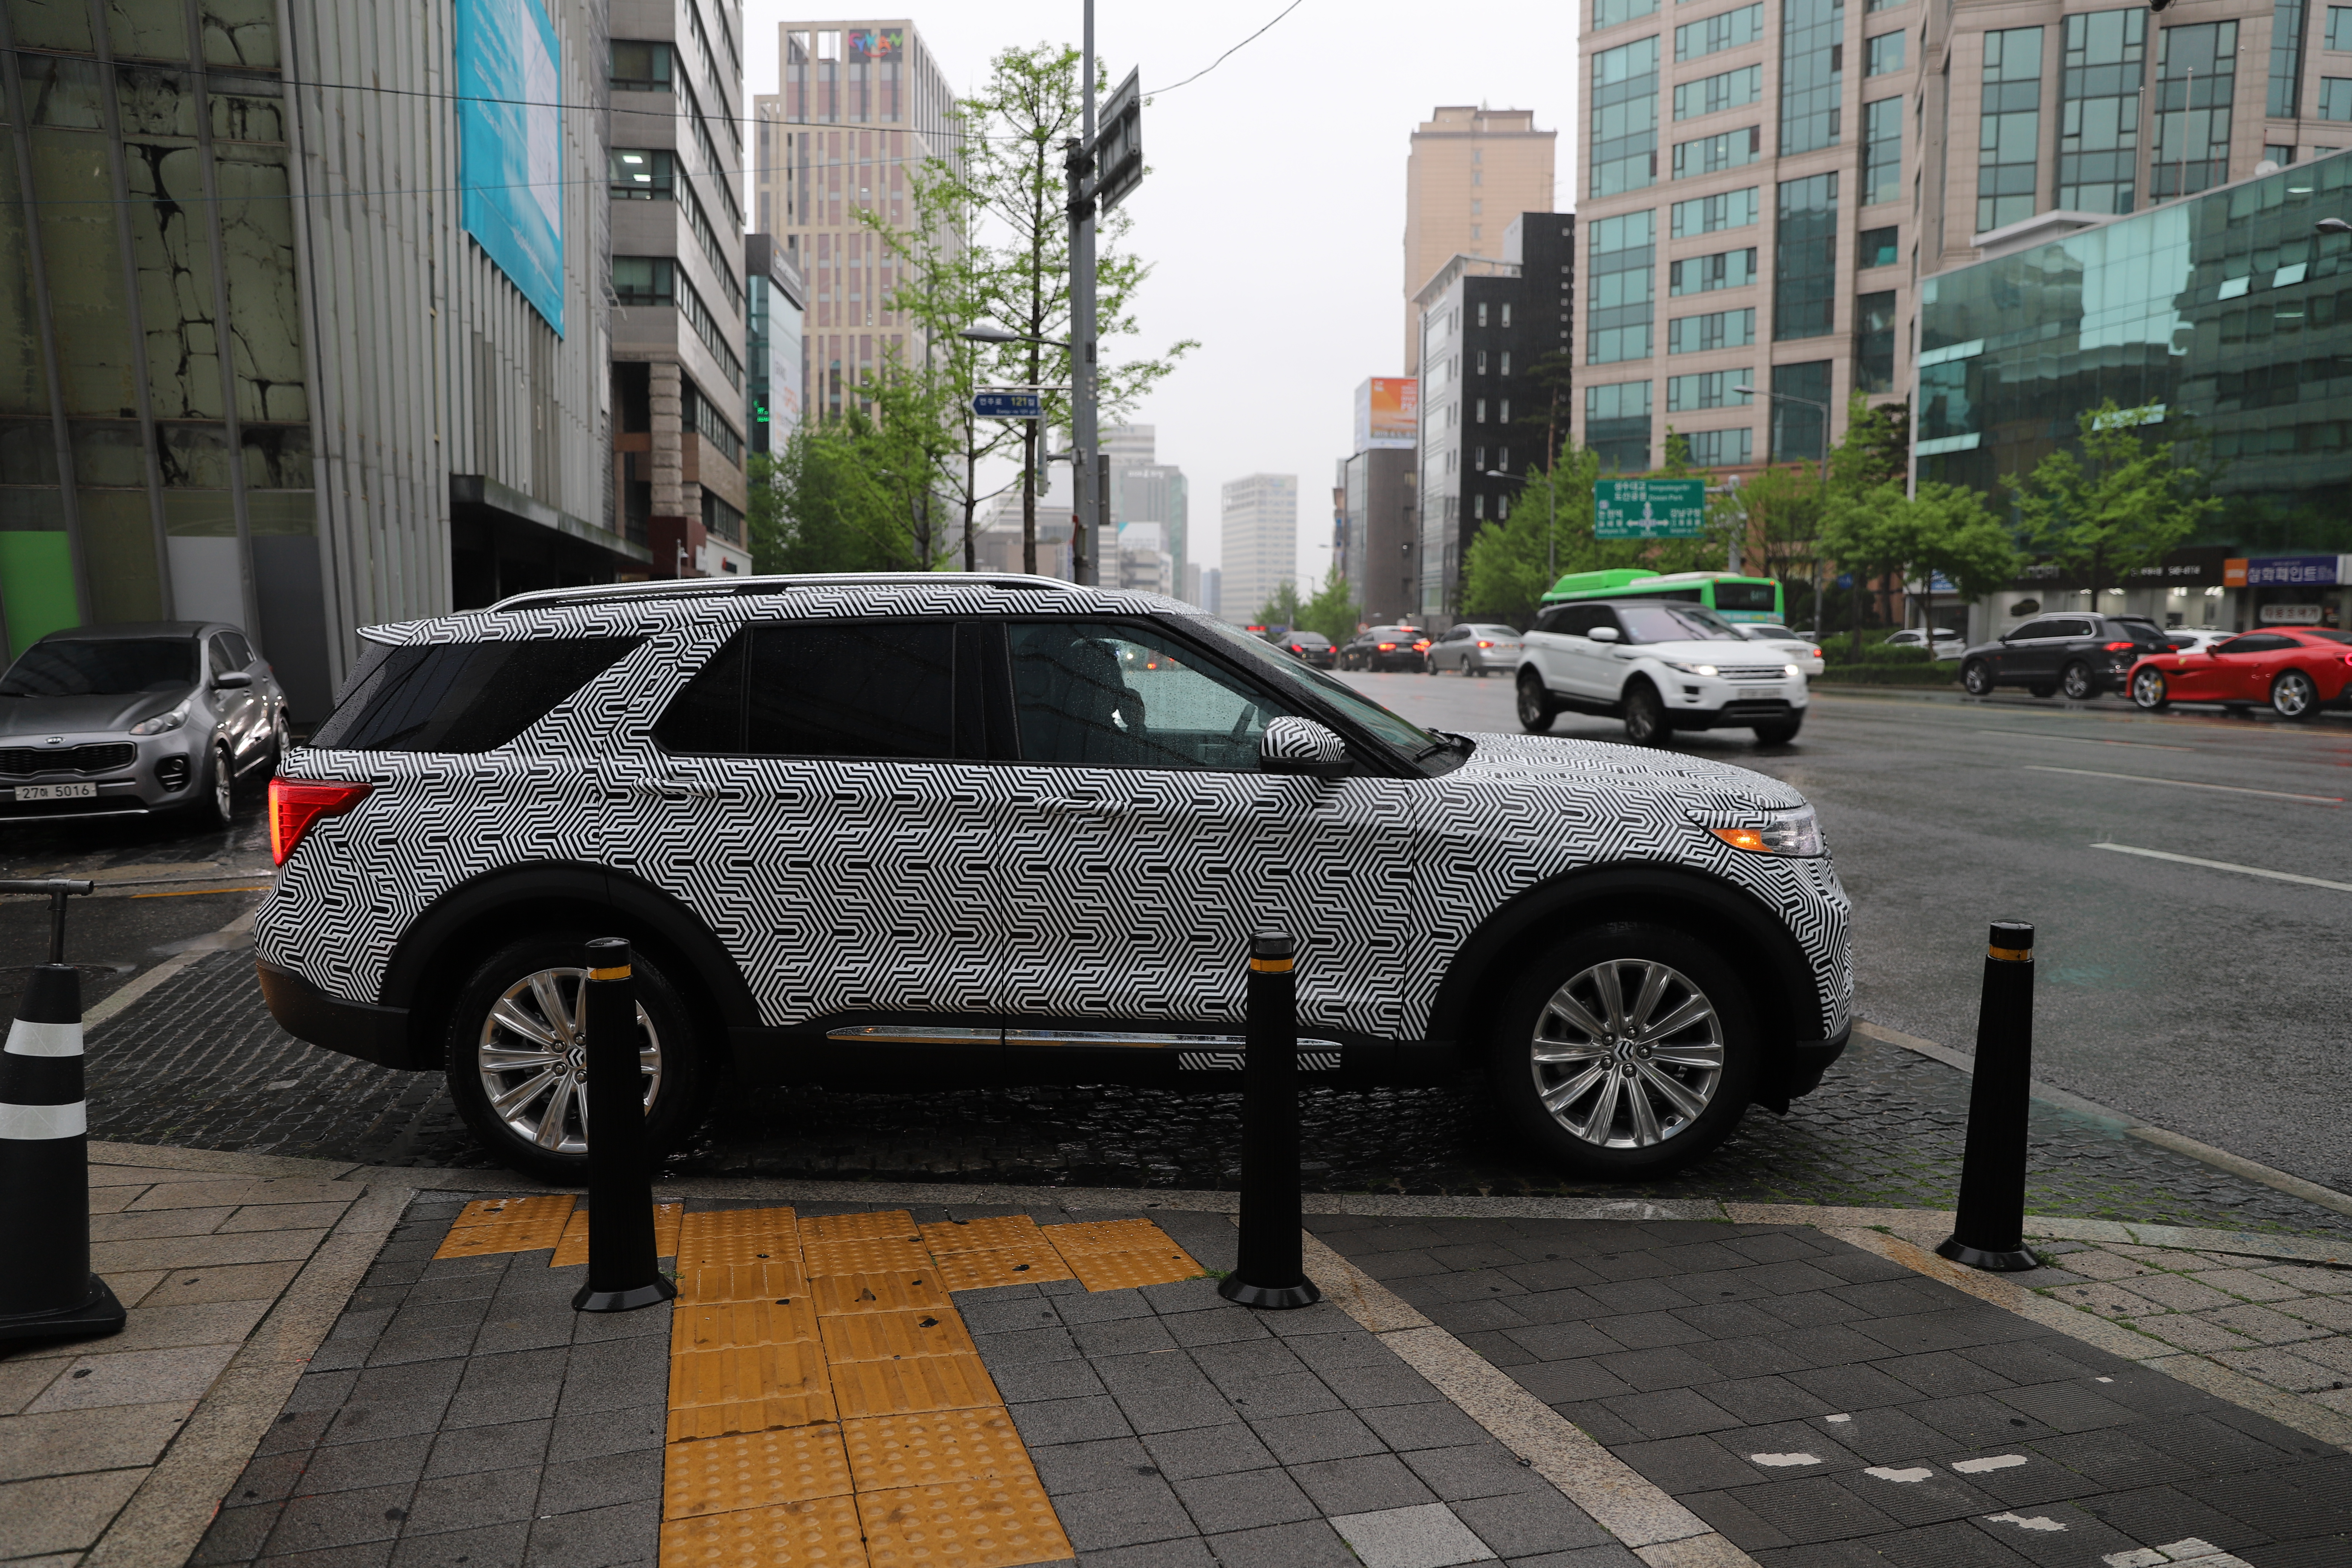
1065,0,1100,586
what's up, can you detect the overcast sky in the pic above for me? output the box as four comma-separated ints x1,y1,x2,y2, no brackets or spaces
741,1,1582,583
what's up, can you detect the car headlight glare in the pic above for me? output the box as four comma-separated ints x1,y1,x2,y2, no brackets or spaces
1702,803,1825,858
130,704,188,736
1663,660,1719,677
1785,663,1802,677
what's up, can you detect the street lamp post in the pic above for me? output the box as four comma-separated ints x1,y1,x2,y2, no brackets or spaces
1481,468,1557,582
1733,384,1833,631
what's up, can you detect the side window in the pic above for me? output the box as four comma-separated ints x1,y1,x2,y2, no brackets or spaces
309,637,645,752
749,623,955,757
2218,634,2294,655
1008,621,1284,772
2009,620,2059,640
207,634,239,676
219,632,255,667
1444,626,1470,642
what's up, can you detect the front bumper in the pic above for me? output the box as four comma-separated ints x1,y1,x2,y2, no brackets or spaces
1659,674,1809,729
0,729,209,820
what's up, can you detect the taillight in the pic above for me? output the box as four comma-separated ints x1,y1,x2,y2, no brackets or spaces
1377,642,1396,651
270,777,373,866
1414,640,1431,651
2104,641,2135,651
1477,640,1493,648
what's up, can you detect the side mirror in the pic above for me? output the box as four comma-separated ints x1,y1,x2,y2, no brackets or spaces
212,671,253,690
1588,625,1622,643
1261,716,1351,779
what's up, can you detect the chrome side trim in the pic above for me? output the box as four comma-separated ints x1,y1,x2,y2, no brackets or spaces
824,1025,1000,1046
824,1024,1347,1057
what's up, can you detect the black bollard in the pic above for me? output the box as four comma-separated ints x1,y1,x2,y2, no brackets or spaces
1219,933,1322,1311
1937,921,2042,1272
571,938,675,1313
0,877,125,1347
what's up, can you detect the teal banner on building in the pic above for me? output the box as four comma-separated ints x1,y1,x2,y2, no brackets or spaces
457,0,565,334
1594,478,1707,538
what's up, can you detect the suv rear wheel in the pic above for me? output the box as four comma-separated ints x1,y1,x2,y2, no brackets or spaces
1962,660,1994,696
2060,661,2097,701
1490,922,1759,1178
1516,670,1556,733
444,934,712,1182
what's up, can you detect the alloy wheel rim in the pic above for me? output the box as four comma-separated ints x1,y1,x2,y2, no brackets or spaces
2133,671,2164,707
1528,958,1723,1147
213,750,232,820
476,966,662,1153
2064,666,2091,698
2278,675,2312,715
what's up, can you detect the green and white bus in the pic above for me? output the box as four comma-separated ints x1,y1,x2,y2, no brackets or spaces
1539,569,1786,625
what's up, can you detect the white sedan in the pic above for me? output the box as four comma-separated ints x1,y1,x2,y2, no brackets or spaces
1737,622,1826,678
1882,628,1966,660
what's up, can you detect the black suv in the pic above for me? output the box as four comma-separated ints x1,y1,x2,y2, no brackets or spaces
1959,613,2173,700
1340,626,1430,672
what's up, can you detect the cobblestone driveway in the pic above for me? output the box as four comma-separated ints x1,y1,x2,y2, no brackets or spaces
85,950,2352,1240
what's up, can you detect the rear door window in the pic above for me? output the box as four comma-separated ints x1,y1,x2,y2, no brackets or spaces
655,622,959,759
2010,620,2062,640
310,637,643,752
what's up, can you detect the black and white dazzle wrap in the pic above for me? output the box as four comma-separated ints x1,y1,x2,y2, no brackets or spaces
254,581,1851,1044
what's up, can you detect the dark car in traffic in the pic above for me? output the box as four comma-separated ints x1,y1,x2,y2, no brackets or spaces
1279,630,1337,669
1340,625,1431,672
1958,612,2173,700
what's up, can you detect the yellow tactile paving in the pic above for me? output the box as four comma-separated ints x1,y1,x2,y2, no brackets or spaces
914,1217,1041,1257
818,1308,977,1364
924,1249,1073,1293
432,1206,575,1258
655,1206,1204,1568
829,1353,1001,1421
858,1475,1072,1568
550,1201,686,1268
801,1210,921,1243
1061,1246,1205,1294
663,1425,854,1517
802,1235,933,1278
841,1409,1036,1493
1037,1218,1169,1257
680,1262,811,1307
448,1194,575,1230
677,1207,803,1270
659,1495,868,1567
673,1298,824,1353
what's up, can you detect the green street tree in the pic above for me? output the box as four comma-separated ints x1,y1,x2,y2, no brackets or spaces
1906,482,2019,642
1256,579,1304,630
2004,401,2221,610
1295,569,1360,643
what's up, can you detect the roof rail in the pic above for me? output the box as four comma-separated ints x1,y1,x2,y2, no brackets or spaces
487,572,1080,614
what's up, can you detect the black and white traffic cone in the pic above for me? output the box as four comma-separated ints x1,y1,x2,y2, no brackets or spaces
0,963,125,1346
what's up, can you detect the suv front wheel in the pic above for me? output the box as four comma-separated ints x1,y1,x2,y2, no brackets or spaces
1490,922,1759,1178
445,935,712,1182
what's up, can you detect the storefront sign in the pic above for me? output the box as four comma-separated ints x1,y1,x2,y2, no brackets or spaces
2260,604,2326,624
2225,555,2352,587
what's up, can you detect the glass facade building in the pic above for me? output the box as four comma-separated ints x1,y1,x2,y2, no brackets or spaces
1918,150,2352,553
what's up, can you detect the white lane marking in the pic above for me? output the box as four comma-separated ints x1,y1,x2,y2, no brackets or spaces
2104,1551,2167,1567
2092,842,2352,893
2095,1376,2115,1383
1749,1453,1820,1467
1988,1512,2069,1532
1952,1454,2029,1474
1823,1413,1852,1423
1864,1466,1935,1483
2024,764,2344,804
1974,728,2197,752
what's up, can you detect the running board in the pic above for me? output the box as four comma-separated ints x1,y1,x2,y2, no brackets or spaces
825,1024,1342,1072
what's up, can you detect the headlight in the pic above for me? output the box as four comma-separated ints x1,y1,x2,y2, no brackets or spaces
1701,803,1825,857
1785,663,1802,677
130,704,188,736
1662,660,1720,677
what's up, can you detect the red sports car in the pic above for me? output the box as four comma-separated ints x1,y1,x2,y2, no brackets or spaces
2126,628,2352,719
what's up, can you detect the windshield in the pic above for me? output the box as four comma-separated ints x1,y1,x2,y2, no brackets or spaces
1618,604,1747,644
0,638,196,696
1195,617,1442,759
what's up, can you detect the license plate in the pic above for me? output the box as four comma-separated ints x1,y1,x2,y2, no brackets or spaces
12,782,97,802
1735,687,1781,700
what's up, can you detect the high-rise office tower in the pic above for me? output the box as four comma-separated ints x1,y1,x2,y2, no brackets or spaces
1104,424,1189,588
1569,0,1918,473
752,22,957,423
1218,475,1298,625
1403,108,1557,374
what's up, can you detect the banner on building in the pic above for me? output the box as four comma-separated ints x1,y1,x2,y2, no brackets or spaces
457,0,565,334
1354,378,1418,452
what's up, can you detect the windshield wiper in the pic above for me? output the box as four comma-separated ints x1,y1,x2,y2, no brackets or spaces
1413,729,1472,761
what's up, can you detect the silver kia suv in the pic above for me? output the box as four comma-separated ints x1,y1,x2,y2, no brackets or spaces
254,574,1853,1182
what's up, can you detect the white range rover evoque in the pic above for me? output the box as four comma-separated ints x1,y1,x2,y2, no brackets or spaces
1517,599,1810,747
255,574,1852,1183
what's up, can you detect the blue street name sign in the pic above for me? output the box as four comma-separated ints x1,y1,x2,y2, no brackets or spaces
974,390,1044,419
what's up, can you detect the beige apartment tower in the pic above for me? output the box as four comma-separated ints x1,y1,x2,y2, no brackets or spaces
1403,108,1557,372
752,21,957,424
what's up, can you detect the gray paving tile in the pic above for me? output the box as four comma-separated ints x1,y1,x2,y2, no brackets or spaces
1092,1350,1214,1397
1112,1382,1236,1435
1008,1393,1135,1446
254,1541,398,1568
1329,1501,1499,1567
262,1482,414,1555
424,1419,552,1479
988,1357,1109,1404
196,1497,283,1564
1593,1387,1744,1441
1288,1452,1443,1514
1137,1422,1276,1481
1453,1490,1612,1558
1201,1518,1360,1567
1170,1467,1317,1532
521,1498,657,1568
1320,1359,1447,1409
961,1296,1065,1334
551,1337,667,1419
1050,1474,1194,1551
971,1325,1081,1364
1399,1443,1553,1502
543,1404,665,1464
296,1434,435,1496
532,1447,660,1516
1026,1434,1155,1493
1066,1536,1217,1567
387,1519,532,1568
1248,1408,1386,1465
1226,1370,1343,1419
400,1465,539,1536
446,1349,569,1428
1053,1287,1156,1325
1360,1400,1493,1453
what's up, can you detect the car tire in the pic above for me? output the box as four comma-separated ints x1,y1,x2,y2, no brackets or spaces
1752,713,1803,746
2272,670,2320,721
444,934,714,1183
268,707,293,773
1962,660,1994,696
2060,661,2097,701
1516,670,1556,733
190,743,235,828
2130,668,2170,712
1622,680,1668,746
2028,684,2058,699
1488,921,1759,1179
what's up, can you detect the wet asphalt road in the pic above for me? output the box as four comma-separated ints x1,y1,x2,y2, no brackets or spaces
10,675,2352,1214
1347,670,2352,1194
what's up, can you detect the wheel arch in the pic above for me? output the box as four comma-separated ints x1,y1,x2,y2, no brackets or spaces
378,862,758,1071
1426,863,1825,1098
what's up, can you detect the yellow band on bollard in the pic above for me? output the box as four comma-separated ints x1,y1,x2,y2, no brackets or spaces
1986,946,2032,963
588,965,632,981
1248,957,1295,973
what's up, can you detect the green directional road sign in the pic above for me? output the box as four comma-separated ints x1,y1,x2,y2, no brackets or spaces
1594,478,1707,539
